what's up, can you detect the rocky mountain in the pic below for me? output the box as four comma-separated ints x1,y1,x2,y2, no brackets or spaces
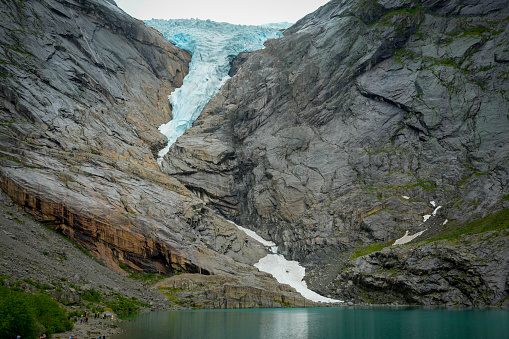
1,0,508,308
0,0,314,308
161,0,509,305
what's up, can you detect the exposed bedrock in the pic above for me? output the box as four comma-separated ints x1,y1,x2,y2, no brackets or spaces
2,0,509,308
154,273,321,309
0,0,273,285
162,0,509,277
334,230,509,307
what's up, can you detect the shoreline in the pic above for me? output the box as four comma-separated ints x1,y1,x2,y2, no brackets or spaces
53,316,123,339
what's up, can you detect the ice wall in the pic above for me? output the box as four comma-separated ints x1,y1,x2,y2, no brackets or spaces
144,19,291,162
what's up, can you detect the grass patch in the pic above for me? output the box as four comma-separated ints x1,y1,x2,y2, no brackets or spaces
119,263,168,285
431,209,509,240
23,278,53,291
274,299,292,307
351,241,393,259
104,292,148,314
158,287,190,306
81,288,101,303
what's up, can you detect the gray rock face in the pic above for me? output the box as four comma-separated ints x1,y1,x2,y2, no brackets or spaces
162,0,509,266
0,0,265,279
0,0,320,308
334,230,509,306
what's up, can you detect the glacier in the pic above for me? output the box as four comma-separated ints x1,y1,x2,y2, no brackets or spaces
144,19,291,162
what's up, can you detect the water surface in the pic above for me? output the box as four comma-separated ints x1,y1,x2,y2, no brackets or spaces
112,307,509,339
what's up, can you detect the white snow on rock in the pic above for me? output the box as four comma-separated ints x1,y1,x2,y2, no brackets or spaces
228,221,276,247
233,221,341,303
443,219,448,225
255,254,341,304
392,199,445,246
402,196,410,199
393,229,427,246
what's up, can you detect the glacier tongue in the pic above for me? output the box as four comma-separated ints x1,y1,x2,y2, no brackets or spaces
144,19,290,162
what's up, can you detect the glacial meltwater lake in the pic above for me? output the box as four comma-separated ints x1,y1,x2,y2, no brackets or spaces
112,307,509,339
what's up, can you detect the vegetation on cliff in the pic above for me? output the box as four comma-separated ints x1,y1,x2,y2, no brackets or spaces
0,282,73,338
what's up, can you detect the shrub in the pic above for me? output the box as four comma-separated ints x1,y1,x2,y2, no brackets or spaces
0,284,73,338
0,285,38,339
81,288,101,303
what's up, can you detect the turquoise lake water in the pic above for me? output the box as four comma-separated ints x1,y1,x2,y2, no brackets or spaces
112,307,509,339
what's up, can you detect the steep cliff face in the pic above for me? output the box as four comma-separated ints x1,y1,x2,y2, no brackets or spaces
0,0,321,309
0,0,270,280
161,0,509,304
162,0,509,256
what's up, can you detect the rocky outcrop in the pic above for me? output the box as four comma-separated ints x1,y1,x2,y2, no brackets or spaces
162,0,509,265
333,229,509,306
155,273,321,309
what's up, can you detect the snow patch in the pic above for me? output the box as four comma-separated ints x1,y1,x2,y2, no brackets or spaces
430,201,436,207
229,221,276,247
255,255,341,304
432,205,442,216
402,196,410,199
443,219,448,225
423,214,431,222
393,229,427,246
232,220,341,304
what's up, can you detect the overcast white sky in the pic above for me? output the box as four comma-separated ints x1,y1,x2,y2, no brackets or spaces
114,0,330,25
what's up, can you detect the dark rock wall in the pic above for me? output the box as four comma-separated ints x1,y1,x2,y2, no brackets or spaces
335,230,509,306
162,0,509,265
0,0,269,279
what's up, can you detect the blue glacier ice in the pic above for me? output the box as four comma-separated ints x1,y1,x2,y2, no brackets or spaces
144,19,291,162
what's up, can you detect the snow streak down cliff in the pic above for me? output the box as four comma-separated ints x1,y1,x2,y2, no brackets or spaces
144,19,290,161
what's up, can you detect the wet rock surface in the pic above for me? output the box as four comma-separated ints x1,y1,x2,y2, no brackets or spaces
162,0,509,264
